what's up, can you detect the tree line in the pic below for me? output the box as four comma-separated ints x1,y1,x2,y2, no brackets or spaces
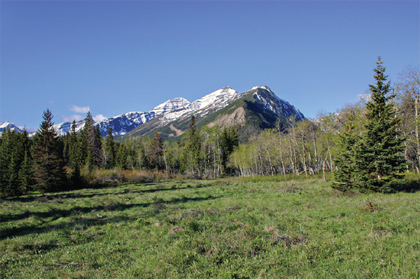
1,58,418,197
0,111,240,197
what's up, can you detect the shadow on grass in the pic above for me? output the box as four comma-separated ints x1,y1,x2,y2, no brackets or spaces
401,180,420,193
3,183,215,203
0,195,218,239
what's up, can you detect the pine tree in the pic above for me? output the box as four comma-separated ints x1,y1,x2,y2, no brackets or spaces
0,129,33,197
354,57,407,192
149,130,163,170
0,129,14,194
31,109,67,192
69,147,82,188
116,143,128,170
331,112,359,191
95,126,103,166
230,126,239,148
181,115,202,176
219,126,239,175
6,152,21,196
104,128,115,169
19,150,34,193
68,121,82,188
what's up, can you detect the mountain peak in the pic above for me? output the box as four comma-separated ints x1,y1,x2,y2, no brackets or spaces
189,87,239,111
5,85,305,138
0,121,23,133
252,85,273,92
251,87,304,121
151,97,190,114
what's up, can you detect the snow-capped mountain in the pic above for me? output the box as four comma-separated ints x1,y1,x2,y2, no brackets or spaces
53,120,85,137
127,85,305,140
1,85,304,139
94,87,240,136
96,97,190,136
150,97,190,115
251,86,305,121
162,86,240,122
0,121,23,133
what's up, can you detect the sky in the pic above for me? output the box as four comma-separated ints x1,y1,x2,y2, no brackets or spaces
1,0,419,132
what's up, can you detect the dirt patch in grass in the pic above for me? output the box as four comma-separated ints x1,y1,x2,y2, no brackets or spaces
168,226,185,234
226,205,241,211
363,200,380,212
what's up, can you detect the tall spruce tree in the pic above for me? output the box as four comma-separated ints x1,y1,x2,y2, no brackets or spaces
354,57,406,192
181,115,202,176
149,130,163,170
19,150,34,193
6,152,20,196
104,128,115,169
31,109,67,192
0,129,14,195
116,143,128,170
68,120,82,188
331,112,359,191
81,112,102,167
95,126,103,166
0,129,32,196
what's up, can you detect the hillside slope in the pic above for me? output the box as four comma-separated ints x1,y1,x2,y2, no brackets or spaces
125,86,304,142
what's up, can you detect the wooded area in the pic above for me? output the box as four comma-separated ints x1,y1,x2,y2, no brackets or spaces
1,59,418,197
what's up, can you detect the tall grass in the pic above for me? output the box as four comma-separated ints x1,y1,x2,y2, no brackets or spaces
1,177,420,278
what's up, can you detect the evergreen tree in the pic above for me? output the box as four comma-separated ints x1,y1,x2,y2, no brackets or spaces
219,126,239,175
331,112,359,191
69,147,82,188
181,115,202,176
31,109,67,192
19,150,34,193
68,121,82,188
149,130,163,170
62,132,70,164
104,128,115,169
230,126,239,148
0,129,14,194
116,143,128,170
82,112,100,166
95,126,103,166
6,152,21,196
354,57,407,192
0,129,32,196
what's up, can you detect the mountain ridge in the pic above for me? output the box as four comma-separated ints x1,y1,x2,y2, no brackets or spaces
1,85,304,139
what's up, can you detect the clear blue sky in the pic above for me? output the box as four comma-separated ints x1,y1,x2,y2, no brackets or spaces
1,0,419,131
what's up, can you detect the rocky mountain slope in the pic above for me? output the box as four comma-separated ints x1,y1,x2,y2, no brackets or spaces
1,85,304,140
125,86,305,142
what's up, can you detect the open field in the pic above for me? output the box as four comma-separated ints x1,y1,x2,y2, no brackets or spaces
1,176,420,278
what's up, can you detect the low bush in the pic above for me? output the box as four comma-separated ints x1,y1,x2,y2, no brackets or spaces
82,169,165,186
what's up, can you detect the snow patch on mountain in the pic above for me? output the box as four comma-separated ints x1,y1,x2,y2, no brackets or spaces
252,86,305,121
96,97,191,136
162,86,240,122
0,121,23,133
53,120,86,137
150,97,190,115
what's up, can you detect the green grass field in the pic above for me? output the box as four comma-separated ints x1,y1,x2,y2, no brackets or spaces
1,176,420,278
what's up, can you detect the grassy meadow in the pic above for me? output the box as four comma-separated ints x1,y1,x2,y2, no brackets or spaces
1,175,420,278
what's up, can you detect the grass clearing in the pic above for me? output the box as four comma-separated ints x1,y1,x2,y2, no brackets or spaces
1,177,420,278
